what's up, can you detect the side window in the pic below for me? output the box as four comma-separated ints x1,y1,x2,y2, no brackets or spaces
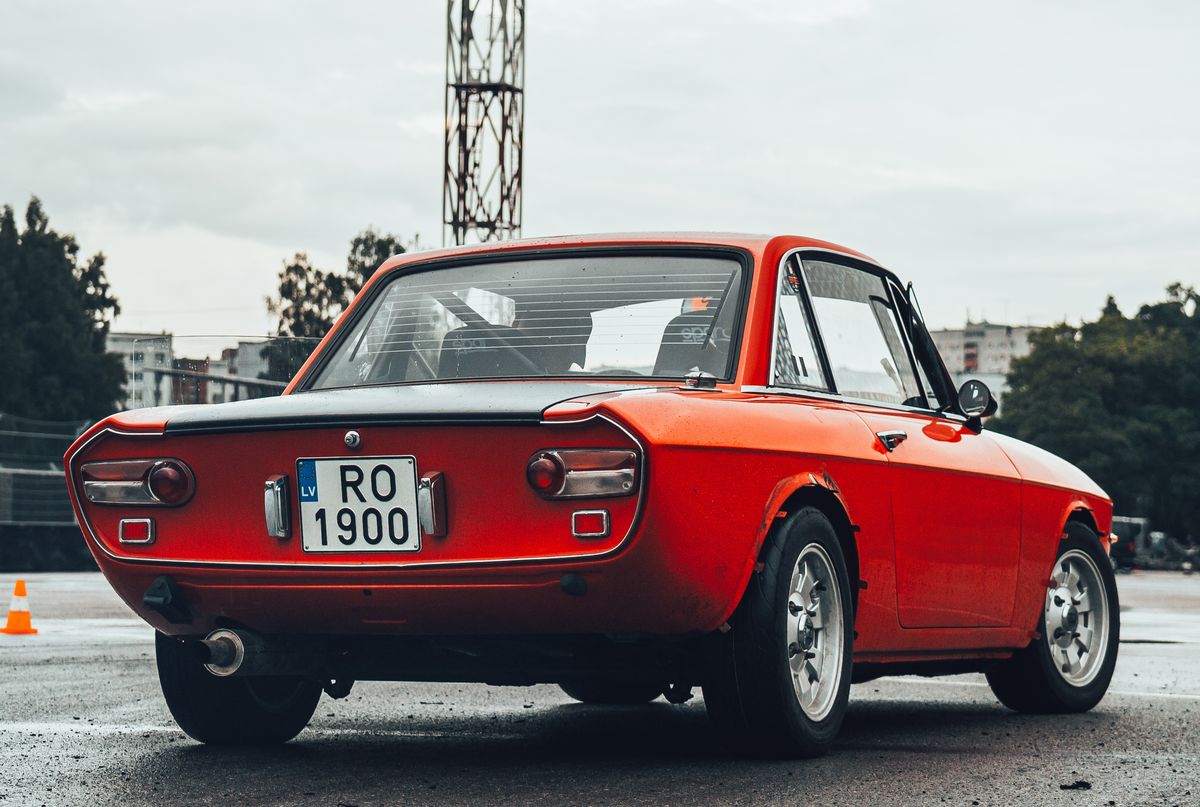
773,258,829,390
900,283,953,410
801,259,922,406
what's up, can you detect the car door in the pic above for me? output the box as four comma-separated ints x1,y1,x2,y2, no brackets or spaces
792,254,1023,629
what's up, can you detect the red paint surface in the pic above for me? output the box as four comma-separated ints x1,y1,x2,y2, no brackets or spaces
68,234,1112,666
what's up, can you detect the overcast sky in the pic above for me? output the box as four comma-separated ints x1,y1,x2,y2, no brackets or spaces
2,0,1197,340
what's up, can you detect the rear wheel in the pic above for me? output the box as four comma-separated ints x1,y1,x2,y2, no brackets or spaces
986,522,1120,713
703,507,853,758
155,632,322,745
559,679,663,705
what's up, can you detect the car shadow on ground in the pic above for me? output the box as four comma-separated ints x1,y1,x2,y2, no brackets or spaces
105,697,1103,805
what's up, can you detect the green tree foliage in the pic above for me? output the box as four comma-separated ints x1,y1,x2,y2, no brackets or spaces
0,198,124,420
994,285,1200,538
262,228,406,381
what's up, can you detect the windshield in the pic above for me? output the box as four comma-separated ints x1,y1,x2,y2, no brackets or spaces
308,252,746,389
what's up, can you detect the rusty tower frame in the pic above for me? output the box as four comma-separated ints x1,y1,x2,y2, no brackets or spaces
443,0,525,246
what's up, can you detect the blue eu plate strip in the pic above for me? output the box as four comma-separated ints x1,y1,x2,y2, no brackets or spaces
297,460,319,502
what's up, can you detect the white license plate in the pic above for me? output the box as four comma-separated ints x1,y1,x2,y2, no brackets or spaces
297,456,420,553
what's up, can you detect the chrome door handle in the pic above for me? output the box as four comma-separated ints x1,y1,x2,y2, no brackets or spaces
876,430,908,452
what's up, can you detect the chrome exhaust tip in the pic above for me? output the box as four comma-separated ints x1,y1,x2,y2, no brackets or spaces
199,628,246,677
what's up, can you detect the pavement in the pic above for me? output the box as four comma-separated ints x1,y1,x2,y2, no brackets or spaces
0,571,1197,807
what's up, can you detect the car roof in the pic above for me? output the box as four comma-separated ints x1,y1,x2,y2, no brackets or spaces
372,232,881,276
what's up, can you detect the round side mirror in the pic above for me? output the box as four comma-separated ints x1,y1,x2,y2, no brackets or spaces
958,379,997,419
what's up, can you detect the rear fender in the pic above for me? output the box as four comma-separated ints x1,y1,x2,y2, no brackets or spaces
719,471,860,627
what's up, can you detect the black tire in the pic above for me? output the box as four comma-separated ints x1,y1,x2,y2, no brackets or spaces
702,506,854,758
559,680,664,705
986,521,1120,714
155,632,322,745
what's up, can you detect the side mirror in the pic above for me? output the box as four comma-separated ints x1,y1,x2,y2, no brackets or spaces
958,379,997,430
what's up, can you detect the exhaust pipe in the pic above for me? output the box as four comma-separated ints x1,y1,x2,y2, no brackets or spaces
196,629,247,677
194,628,323,678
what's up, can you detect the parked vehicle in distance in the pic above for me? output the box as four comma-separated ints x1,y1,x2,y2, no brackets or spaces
1110,515,1149,571
66,234,1121,757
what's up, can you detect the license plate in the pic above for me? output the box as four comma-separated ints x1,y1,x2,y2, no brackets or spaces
297,456,420,553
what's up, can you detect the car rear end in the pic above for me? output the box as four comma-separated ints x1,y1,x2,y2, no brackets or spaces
65,243,754,641
65,391,681,636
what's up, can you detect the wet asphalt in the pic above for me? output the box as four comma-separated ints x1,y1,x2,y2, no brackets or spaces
1,572,1197,807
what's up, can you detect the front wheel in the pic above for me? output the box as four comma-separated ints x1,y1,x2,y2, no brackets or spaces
703,507,854,758
155,632,322,745
986,521,1120,713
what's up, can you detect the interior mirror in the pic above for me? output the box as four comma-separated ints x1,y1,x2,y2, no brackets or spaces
957,379,997,419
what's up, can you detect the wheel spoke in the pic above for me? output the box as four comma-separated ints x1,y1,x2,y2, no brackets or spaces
1075,625,1093,651
809,603,824,630
1062,566,1081,598
793,659,811,697
789,645,804,675
1062,642,1082,674
1074,589,1092,613
805,658,820,687
798,561,816,601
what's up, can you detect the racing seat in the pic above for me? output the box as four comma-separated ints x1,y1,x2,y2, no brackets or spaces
653,311,726,377
437,326,543,378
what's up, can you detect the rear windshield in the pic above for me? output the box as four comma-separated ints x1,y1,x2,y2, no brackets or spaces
307,253,746,389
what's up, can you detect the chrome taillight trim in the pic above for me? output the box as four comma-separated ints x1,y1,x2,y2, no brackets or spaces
528,448,638,499
81,458,195,506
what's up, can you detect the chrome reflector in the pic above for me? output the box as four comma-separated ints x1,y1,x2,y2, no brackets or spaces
264,474,290,538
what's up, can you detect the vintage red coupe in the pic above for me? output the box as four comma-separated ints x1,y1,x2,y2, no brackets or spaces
66,234,1119,756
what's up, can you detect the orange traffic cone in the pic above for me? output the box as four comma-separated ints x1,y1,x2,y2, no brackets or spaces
1,579,37,635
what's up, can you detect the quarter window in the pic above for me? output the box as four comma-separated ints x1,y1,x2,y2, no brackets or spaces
801,259,922,406
772,258,828,390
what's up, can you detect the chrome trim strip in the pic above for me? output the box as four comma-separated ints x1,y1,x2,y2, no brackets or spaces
67,414,647,572
741,384,968,422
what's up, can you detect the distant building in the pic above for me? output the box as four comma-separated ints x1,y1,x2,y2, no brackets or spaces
205,342,274,404
105,332,175,410
929,321,1040,413
171,357,209,405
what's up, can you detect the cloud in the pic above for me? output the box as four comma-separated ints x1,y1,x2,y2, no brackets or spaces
1,0,1198,337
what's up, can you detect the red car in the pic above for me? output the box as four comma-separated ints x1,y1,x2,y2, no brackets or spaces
66,234,1120,757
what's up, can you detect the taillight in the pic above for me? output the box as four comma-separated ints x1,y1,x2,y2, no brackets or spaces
526,449,638,499
81,458,195,506
526,453,566,494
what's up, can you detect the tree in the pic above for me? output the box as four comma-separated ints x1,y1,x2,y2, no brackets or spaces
993,285,1200,539
262,228,407,382
0,198,124,421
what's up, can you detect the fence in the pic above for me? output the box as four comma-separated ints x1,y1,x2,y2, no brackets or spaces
0,413,87,527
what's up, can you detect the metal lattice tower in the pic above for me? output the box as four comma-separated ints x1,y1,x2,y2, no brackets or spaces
443,0,525,246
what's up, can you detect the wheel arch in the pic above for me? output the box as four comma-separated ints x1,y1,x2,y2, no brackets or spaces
755,477,861,616
1064,507,1100,537
1063,504,1111,557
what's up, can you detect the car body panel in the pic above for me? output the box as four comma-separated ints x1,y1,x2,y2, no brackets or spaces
845,404,1022,629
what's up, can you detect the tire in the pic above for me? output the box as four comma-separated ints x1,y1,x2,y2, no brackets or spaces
155,632,322,745
703,506,854,758
986,521,1120,714
559,680,664,705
